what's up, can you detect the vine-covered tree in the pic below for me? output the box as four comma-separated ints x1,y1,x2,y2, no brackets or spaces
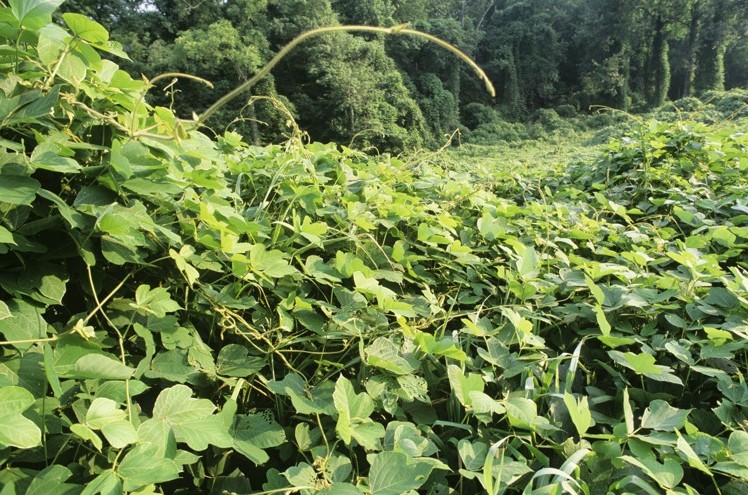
62,0,748,149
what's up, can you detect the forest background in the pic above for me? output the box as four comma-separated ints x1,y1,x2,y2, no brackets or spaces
61,0,748,153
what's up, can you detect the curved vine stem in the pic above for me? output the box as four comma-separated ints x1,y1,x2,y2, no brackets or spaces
190,24,495,129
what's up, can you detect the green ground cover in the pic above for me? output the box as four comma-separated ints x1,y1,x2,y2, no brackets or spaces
2,3,748,495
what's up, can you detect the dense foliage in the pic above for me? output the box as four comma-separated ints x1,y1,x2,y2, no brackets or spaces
2,2,748,495
59,0,748,150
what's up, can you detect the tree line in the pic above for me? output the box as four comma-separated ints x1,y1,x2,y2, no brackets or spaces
61,0,748,151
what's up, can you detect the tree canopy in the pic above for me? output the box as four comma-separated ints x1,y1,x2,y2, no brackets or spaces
61,0,748,150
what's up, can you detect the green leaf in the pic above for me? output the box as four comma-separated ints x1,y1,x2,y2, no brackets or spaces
101,421,138,449
25,465,77,495
447,364,484,408
0,299,48,351
80,470,122,495
368,452,433,495
152,384,233,450
505,397,538,429
608,351,683,385
70,423,103,451
62,13,108,43
511,241,539,279
0,385,42,448
469,391,505,424
9,0,63,30
366,337,417,375
563,393,594,436
621,455,684,490
71,354,135,380
676,434,712,476
728,431,748,467
232,412,286,465
623,387,635,435
86,398,126,429
594,305,611,337
216,344,264,377
333,376,383,450
0,226,14,246
248,244,299,279
118,444,181,492
30,151,80,174
0,175,40,205
458,439,489,471
284,462,316,489
132,285,181,318
640,400,689,431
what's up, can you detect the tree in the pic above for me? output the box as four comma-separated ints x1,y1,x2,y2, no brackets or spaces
693,0,748,93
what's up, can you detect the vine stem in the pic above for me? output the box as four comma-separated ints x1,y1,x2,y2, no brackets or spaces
190,24,495,128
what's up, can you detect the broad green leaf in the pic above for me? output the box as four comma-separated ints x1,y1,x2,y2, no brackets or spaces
70,423,102,451
0,301,10,320
333,376,383,450
136,418,177,459
152,384,232,450
71,354,135,380
414,332,467,361
447,364,484,408
9,0,63,30
366,337,417,375
58,51,88,86
0,226,14,245
37,22,68,65
86,398,126,429
0,351,46,395
31,150,80,174
283,462,316,489
101,421,138,449
608,351,683,385
620,455,684,490
511,241,539,279
458,439,489,471
152,383,216,422
216,344,264,377
563,393,594,436
368,451,433,495
232,412,286,465
640,400,689,431
132,285,181,318
62,12,108,43
676,435,712,476
469,391,505,424
505,397,538,429
248,244,299,279
25,465,77,495
6,86,60,125
43,343,63,397
304,255,342,284
0,386,42,448
729,431,748,467
80,470,121,495
585,275,605,305
118,444,181,492
0,175,40,205
169,247,200,287
0,299,48,351
319,483,364,495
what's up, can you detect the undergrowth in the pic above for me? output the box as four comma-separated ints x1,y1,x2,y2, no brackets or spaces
1,3,748,495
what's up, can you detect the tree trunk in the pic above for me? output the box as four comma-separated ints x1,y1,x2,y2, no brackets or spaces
647,15,670,107
682,5,701,97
